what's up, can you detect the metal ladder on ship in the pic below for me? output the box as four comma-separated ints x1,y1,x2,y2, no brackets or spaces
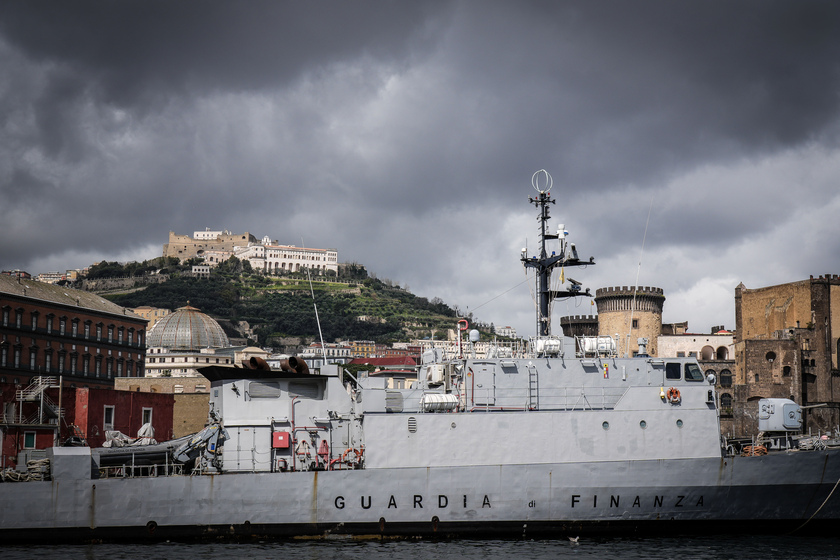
527,364,539,410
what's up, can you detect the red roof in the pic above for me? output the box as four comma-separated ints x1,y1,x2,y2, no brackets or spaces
348,357,417,367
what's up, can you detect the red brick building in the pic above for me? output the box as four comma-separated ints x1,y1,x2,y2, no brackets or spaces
0,275,147,387
1,381,173,470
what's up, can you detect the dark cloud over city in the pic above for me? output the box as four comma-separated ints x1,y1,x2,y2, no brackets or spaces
2,1,840,337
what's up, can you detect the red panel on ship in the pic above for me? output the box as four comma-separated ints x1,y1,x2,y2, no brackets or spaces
272,431,290,448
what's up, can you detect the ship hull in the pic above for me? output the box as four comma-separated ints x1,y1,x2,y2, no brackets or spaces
2,449,839,543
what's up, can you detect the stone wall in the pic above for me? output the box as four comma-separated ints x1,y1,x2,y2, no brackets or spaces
163,231,257,261
173,393,211,438
79,274,169,293
734,275,840,434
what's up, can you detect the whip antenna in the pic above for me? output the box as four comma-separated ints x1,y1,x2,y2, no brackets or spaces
626,197,654,357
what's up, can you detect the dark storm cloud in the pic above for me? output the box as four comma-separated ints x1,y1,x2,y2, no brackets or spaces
2,0,840,336
0,1,446,99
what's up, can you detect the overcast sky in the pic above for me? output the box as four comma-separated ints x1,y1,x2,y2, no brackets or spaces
2,1,839,338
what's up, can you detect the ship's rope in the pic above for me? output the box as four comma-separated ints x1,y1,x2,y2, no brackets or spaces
521,267,540,319
471,275,532,314
789,471,840,534
0,458,50,482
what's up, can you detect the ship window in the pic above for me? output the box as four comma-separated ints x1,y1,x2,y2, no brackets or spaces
684,363,704,382
386,391,404,413
665,363,681,380
249,381,281,398
639,420,647,429
288,381,321,399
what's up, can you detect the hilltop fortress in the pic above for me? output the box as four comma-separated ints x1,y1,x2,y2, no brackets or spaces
163,229,338,275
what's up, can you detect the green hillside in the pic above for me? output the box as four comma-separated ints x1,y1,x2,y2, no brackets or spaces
100,259,459,345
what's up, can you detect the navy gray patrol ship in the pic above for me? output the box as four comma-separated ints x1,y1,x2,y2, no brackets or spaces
2,170,840,542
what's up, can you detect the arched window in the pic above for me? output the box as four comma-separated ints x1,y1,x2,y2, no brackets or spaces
716,346,729,360
720,393,732,408
766,351,776,363
701,346,714,360
719,369,732,387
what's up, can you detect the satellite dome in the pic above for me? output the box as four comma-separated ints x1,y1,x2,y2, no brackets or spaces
146,305,230,350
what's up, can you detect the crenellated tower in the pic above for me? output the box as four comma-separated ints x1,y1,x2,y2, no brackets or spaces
595,286,665,357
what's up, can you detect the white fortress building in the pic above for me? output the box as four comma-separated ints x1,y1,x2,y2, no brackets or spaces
162,229,338,275
233,241,338,275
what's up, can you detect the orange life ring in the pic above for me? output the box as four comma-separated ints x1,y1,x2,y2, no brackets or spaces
341,448,363,464
666,387,681,404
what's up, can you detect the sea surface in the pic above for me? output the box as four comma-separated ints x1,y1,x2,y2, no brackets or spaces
4,536,840,560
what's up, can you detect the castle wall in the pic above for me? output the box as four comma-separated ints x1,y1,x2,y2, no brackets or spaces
559,315,598,338
734,275,840,434
162,231,257,262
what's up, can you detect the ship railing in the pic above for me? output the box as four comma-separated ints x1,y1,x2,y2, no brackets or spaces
98,462,185,479
469,386,626,411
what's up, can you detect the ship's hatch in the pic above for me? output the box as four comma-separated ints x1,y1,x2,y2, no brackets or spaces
472,363,496,406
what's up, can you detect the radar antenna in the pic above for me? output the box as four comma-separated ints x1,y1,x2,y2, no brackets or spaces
520,170,595,336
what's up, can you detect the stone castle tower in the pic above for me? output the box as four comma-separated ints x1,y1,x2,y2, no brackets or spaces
595,286,665,357
559,315,599,338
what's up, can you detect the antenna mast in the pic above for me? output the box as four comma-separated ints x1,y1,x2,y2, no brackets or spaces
520,170,595,337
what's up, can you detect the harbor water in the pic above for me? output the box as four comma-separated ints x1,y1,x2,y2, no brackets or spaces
4,536,840,560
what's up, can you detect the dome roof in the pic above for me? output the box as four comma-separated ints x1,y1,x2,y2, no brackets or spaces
146,305,230,350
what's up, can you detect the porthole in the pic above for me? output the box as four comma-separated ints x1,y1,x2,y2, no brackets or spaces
676,419,684,428
602,421,610,430
639,420,647,429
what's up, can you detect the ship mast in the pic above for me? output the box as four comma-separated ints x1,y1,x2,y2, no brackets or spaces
520,170,595,337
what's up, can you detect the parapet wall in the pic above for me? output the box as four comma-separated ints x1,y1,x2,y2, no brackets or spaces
595,286,665,297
